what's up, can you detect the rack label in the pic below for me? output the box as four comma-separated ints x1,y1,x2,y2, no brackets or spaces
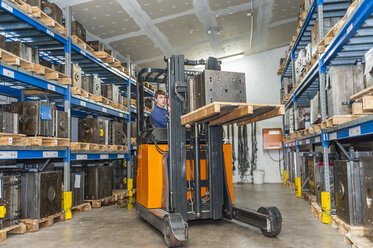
329,132,337,140
119,113,123,118
47,84,56,92
46,29,55,37
349,126,361,137
76,154,87,160
102,108,107,113
1,2,13,12
118,154,125,159
3,68,14,78
306,139,310,144
43,151,58,158
80,101,86,107
100,154,109,159
80,50,86,56
74,174,81,188
0,151,17,159
315,137,320,143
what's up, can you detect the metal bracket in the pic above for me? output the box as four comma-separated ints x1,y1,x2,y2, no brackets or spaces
321,132,329,148
335,141,352,161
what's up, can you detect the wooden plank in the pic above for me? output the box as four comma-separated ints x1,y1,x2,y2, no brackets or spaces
237,106,285,125
350,85,373,100
181,103,221,125
0,223,26,242
363,95,373,110
210,106,254,126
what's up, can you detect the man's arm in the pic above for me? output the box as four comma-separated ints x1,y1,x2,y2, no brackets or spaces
151,109,167,128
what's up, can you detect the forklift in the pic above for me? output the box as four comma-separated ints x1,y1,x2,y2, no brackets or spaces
136,55,282,247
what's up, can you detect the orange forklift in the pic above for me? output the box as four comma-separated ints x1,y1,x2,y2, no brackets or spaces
135,55,282,247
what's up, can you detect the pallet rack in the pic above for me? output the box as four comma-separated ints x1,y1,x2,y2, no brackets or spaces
280,0,373,223
0,0,153,219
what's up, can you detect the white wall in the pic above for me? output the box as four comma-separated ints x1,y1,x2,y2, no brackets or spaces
222,46,287,184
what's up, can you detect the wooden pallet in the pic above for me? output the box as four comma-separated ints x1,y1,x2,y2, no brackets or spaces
330,215,365,236
70,142,91,151
310,201,322,222
19,212,65,233
92,94,110,105
111,190,130,203
0,223,26,242
85,196,112,208
0,48,71,85
181,102,284,126
71,35,94,54
0,133,27,146
344,233,373,248
71,202,92,214
322,115,361,128
71,87,92,99
27,137,70,147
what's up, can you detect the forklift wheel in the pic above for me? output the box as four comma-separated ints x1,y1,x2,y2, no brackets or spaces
163,216,182,247
257,207,282,238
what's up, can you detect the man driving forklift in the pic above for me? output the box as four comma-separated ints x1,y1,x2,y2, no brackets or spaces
151,90,167,128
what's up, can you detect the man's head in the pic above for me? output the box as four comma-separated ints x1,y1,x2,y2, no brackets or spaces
155,90,167,108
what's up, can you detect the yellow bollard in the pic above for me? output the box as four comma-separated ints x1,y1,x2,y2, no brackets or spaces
63,191,72,220
283,170,287,185
127,196,133,210
127,178,133,197
321,191,331,224
295,177,302,197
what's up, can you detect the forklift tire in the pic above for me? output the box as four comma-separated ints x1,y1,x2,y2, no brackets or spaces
163,216,182,247
257,207,282,238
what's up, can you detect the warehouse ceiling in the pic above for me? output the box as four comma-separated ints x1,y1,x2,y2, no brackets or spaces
52,0,299,69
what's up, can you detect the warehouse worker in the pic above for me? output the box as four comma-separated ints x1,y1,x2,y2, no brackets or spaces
151,90,168,128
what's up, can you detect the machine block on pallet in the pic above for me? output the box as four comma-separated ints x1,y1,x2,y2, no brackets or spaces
327,65,365,117
0,174,21,229
21,171,62,219
42,3,64,25
360,156,373,242
19,101,54,137
334,160,363,226
72,63,82,88
84,166,112,200
71,172,85,207
82,75,102,95
193,70,246,109
53,110,68,138
72,21,86,42
78,118,108,144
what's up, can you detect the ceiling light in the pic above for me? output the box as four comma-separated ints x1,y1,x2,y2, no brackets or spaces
247,12,252,16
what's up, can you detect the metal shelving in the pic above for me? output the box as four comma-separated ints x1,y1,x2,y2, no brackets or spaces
281,0,373,225
0,0,144,218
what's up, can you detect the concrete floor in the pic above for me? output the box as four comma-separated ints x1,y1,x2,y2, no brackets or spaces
1,184,348,248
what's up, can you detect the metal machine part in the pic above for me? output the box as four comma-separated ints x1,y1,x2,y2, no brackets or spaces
21,171,62,219
72,21,86,42
0,175,21,229
334,160,363,226
72,63,82,88
308,156,315,194
112,160,126,189
194,70,246,108
41,3,63,24
0,105,19,134
82,75,102,95
53,110,68,138
360,156,373,241
78,118,99,144
19,101,53,137
102,84,119,103
84,166,112,200
71,172,85,207
111,121,123,145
